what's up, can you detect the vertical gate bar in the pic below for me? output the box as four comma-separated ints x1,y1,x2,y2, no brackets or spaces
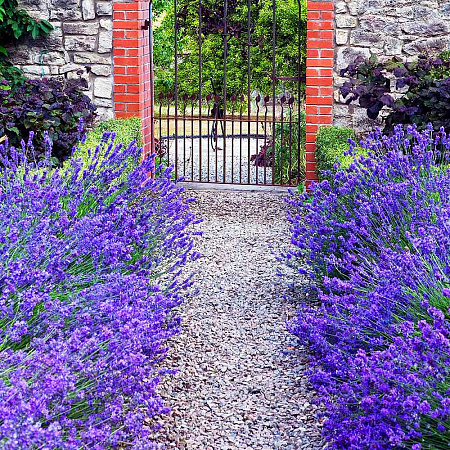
263,97,268,185
255,96,260,184
239,96,243,184
158,97,163,166
231,97,235,183
297,0,302,186
183,97,186,177
191,95,195,180
279,99,285,185
174,0,179,179
247,0,251,185
198,0,202,182
149,0,155,159
288,99,293,184
215,95,218,183
222,0,228,184
207,99,211,182
271,0,276,185
166,95,171,167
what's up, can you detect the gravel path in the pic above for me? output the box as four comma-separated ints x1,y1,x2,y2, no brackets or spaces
152,190,325,449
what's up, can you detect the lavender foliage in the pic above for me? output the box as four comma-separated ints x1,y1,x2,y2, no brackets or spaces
0,129,199,448
286,124,450,449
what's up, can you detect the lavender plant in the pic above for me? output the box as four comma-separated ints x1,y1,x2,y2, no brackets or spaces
286,124,450,449
0,127,199,448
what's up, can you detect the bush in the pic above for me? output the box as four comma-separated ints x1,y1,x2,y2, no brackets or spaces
252,109,306,185
273,109,306,185
74,116,142,164
315,125,357,179
0,129,198,447
340,53,450,133
0,61,25,88
285,124,450,449
0,76,96,164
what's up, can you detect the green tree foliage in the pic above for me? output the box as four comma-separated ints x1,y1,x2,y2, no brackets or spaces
153,0,306,99
0,0,53,56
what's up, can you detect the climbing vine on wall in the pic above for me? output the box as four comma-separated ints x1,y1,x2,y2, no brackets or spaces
0,0,53,56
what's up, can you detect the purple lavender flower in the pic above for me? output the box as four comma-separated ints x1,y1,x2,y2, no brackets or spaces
286,125,450,449
0,130,199,447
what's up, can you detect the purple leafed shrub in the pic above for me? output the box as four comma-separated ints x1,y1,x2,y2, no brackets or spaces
285,124,450,449
0,128,199,448
0,76,96,164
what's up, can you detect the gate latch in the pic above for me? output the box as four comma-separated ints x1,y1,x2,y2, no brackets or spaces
142,19,150,30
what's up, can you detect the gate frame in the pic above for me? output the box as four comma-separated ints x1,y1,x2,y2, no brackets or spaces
112,0,335,186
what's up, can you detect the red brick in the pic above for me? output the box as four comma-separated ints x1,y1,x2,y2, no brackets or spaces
126,48,139,57
305,87,319,96
114,39,139,48
115,74,140,84
114,56,139,66
306,95,333,105
305,143,316,153
307,77,333,86
113,30,125,39
307,58,333,67
307,11,320,20
321,11,334,20
307,39,333,49
113,48,126,56
126,30,139,38
307,115,333,124
306,105,318,114
114,85,126,93
115,93,141,103
115,103,126,112
126,103,140,112
114,20,139,30
306,68,319,77
306,124,319,133
127,84,140,93
306,49,319,58
319,87,334,96
320,49,334,58
114,3,138,11
308,1,334,11
116,111,139,118
127,66,139,75
308,20,333,30
114,66,126,74
319,68,333,77
320,30,333,39
125,11,139,19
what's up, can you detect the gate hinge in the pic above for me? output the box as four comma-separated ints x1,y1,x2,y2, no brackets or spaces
142,19,150,30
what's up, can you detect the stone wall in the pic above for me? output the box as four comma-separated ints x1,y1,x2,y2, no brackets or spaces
333,0,450,133
7,0,114,121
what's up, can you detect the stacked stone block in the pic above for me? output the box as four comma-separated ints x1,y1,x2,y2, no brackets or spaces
333,0,450,132
8,0,114,121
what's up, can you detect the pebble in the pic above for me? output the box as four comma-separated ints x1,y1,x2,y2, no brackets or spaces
151,190,326,449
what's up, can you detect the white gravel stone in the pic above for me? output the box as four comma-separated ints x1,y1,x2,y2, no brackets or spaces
150,190,326,449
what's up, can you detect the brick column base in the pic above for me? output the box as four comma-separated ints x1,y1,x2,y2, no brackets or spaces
305,0,334,187
113,0,152,157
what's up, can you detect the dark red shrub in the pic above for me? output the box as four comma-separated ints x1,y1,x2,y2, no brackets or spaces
0,75,96,163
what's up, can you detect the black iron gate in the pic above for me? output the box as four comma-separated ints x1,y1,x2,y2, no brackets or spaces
150,0,304,186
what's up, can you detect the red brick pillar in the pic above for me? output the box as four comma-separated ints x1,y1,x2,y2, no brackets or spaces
305,0,334,186
113,0,152,157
